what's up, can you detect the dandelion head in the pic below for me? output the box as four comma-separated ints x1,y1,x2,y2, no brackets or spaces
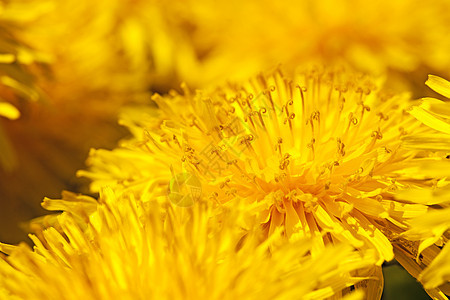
0,189,377,300
80,66,444,265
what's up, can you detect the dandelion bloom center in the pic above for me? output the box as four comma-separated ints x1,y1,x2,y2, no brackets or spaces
82,66,437,263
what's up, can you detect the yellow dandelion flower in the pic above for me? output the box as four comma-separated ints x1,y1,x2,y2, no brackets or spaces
16,0,450,93
19,0,199,94
180,0,450,90
391,76,450,297
0,0,151,243
0,0,48,170
79,65,446,277
0,188,377,299
0,0,47,103
0,0,56,243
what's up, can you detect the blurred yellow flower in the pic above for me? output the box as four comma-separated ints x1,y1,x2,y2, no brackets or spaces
0,1,57,243
0,0,137,243
17,0,450,93
177,0,450,91
20,0,198,94
0,0,48,170
0,188,377,299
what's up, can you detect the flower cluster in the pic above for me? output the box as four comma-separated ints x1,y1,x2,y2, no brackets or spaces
78,66,450,298
1,0,450,299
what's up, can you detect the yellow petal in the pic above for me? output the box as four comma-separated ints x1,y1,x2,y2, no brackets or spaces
0,76,39,101
402,133,450,151
420,243,450,289
313,204,364,249
0,102,20,120
420,98,450,119
396,187,450,205
343,194,388,218
0,54,15,63
344,211,394,263
342,290,365,300
408,106,450,134
426,75,450,99
0,243,17,255
284,201,300,237
355,266,383,300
